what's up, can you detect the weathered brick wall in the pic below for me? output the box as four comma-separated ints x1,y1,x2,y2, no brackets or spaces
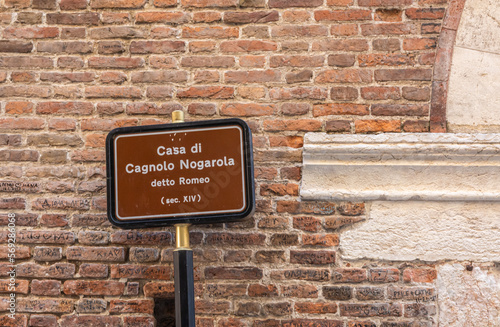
0,0,453,326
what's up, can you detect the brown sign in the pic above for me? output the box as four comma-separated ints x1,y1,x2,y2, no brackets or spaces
106,119,254,228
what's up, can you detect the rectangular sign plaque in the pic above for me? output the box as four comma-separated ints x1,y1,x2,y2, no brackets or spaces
106,118,255,228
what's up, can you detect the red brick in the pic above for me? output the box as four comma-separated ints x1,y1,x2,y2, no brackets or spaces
136,11,190,24
313,39,369,52
316,69,372,83
330,24,358,36
330,86,358,100
110,299,154,314
270,87,327,100
110,264,171,279
292,216,321,232
32,0,56,8
183,26,239,38
144,282,175,299
282,10,310,23
271,25,328,37
361,86,400,100
85,86,142,99
153,0,177,6
269,0,323,7
358,53,415,66
63,280,125,295
123,316,156,327
224,11,279,24
402,120,429,132
193,11,222,23
100,71,127,84
290,251,336,265
371,104,429,116
0,41,33,53
369,268,400,283
356,287,384,301
81,118,137,131
313,104,369,116
0,149,39,161
16,263,75,279
188,103,216,116
332,268,367,283
88,57,144,69
361,23,417,35
220,103,276,116
189,41,216,53
403,37,437,50
40,72,94,83
226,70,280,83
97,41,125,54
315,9,372,21
79,263,108,278
359,0,412,6
327,0,353,5
375,8,402,21
40,214,69,227
0,86,50,98
181,0,238,7
91,0,146,8
263,119,322,132
248,284,279,297
151,26,178,38
47,13,97,26
205,267,263,280
130,40,186,54
60,0,87,9
281,285,318,298
355,119,401,133
70,149,105,162
281,103,310,116
89,26,145,39
4,0,30,7
111,231,172,245
340,303,402,317
3,27,59,39
0,314,28,327
403,268,437,283
295,302,338,314
303,234,339,247
59,315,121,327
57,56,84,69
177,86,234,99
5,101,34,115
29,315,57,327
0,56,53,68
221,40,277,52
375,68,432,81
101,12,131,24
181,56,235,68
131,70,188,83
30,280,61,296
406,8,445,20
269,136,303,148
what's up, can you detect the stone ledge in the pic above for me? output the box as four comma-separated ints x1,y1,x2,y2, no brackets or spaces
301,133,500,202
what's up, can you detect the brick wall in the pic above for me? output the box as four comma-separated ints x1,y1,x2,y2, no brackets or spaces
0,0,452,326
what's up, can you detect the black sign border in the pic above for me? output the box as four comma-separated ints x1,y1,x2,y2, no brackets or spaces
106,118,255,229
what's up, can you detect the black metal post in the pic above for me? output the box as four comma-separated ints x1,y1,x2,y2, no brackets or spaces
174,248,195,327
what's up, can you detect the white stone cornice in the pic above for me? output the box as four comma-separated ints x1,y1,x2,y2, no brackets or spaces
301,133,500,202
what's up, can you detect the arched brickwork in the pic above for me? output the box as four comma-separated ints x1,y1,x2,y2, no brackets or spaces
429,0,466,132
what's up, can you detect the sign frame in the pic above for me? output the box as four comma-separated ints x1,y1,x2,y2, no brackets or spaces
105,118,255,229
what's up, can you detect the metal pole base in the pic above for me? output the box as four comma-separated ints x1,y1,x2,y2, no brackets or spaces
174,249,195,327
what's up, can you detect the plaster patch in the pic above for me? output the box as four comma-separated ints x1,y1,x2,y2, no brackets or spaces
437,264,500,326
455,0,500,54
447,47,500,131
340,201,500,262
